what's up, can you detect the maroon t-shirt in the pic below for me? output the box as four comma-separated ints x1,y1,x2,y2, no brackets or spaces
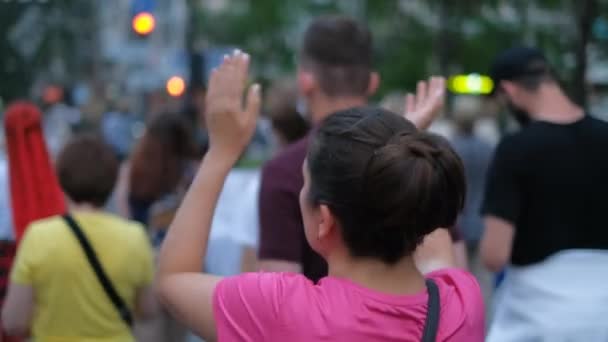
258,135,460,283
258,136,327,282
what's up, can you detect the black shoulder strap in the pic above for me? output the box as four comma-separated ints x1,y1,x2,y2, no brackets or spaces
62,214,133,327
421,279,440,342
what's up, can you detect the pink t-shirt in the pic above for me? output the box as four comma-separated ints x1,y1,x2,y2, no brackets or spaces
213,268,484,341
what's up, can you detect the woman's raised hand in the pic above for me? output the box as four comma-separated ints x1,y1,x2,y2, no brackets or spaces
205,50,261,162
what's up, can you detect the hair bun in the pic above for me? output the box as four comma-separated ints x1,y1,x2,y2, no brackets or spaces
387,131,443,159
362,130,465,250
306,106,465,264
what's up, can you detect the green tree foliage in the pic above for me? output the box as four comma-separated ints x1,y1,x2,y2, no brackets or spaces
0,1,97,104
188,0,606,103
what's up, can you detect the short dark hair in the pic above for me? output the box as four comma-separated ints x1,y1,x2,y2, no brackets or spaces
57,135,119,207
511,61,554,92
301,16,373,97
307,107,465,264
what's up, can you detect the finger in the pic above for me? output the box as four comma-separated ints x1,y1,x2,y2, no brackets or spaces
415,81,427,108
222,52,239,71
405,93,415,114
245,83,262,122
206,68,219,98
430,76,446,107
235,52,250,88
429,76,441,96
436,77,446,96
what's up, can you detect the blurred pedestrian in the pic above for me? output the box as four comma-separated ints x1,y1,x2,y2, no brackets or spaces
117,114,198,342
258,16,456,282
101,98,138,161
2,135,156,341
480,46,608,341
124,114,198,234
264,79,310,151
1,101,67,342
0,145,17,342
156,53,485,341
449,96,494,307
41,87,81,159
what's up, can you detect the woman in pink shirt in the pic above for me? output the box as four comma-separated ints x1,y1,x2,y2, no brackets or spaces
157,51,485,341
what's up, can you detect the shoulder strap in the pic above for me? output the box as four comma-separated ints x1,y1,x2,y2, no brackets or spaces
62,214,133,327
421,278,440,342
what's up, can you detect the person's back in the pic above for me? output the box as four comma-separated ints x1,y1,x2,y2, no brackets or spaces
3,135,155,341
257,16,375,281
451,134,493,244
480,46,608,341
485,115,608,341
213,268,483,341
12,212,152,341
501,116,608,264
259,136,328,280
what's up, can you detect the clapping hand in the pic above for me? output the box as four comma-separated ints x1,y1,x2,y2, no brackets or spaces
205,50,261,163
404,77,446,130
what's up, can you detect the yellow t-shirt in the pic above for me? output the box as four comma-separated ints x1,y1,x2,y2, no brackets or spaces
10,211,154,342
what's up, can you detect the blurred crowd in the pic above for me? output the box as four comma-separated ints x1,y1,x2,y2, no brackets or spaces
1,13,607,342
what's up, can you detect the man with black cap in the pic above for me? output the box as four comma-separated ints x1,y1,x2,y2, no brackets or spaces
480,46,608,340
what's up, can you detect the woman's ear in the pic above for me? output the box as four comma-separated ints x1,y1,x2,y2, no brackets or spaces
317,204,336,240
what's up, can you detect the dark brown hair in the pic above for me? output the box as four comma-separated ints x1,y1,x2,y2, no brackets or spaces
300,16,373,97
56,135,119,207
512,62,554,92
129,114,197,202
307,106,466,264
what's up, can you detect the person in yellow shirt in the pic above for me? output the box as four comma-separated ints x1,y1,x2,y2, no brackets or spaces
2,135,156,341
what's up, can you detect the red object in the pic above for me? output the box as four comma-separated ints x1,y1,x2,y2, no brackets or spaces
2,102,66,341
4,101,67,241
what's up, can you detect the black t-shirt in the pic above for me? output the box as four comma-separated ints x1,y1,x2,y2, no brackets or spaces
481,115,608,266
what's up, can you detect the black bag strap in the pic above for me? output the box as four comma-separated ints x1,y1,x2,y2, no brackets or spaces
62,214,133,327
421,279,441,342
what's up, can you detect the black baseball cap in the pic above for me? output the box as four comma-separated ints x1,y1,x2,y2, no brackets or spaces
489,46,549,95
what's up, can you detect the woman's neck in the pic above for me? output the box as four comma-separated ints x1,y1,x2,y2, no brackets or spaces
327,254,426,295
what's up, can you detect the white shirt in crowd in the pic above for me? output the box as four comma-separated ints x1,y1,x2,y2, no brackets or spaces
205,168,260,276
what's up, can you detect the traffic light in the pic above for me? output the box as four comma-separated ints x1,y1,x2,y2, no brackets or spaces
130,0,156,36
166,76,186,97
132,12,155,36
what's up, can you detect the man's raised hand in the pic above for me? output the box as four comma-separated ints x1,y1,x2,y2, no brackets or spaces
404,76,446,130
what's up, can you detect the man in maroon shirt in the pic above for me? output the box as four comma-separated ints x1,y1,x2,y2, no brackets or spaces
258,16,450,282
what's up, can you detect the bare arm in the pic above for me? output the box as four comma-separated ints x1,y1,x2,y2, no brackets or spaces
157,51,260,341
2,283,34,337
480,215,515,272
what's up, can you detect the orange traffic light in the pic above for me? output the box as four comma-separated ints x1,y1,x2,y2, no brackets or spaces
166,76,186,97
132,12,155,36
